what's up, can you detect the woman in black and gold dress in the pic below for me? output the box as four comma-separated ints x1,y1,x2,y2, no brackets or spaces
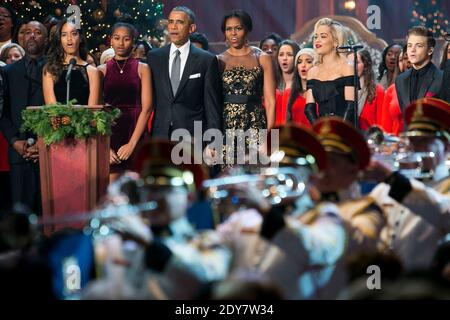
217,10,276,165
304,18,357,126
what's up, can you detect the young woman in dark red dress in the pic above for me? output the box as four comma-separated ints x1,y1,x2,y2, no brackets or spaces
98,22,153,182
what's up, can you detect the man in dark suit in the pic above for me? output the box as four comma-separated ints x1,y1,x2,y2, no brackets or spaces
439,60,450,103
147,6,222,161
439,33,450,103
0,21,48,214
395,26,443,111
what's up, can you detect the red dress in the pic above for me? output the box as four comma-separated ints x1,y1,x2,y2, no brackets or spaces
275,88,310,127
359,84,385,131
378,84,403,136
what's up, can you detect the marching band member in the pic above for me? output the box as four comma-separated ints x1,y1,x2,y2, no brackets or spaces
369,98,450,271
312,117,386,255
218,121,387,299
83,139,232,299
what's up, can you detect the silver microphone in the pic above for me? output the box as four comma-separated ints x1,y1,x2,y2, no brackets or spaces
27,138,36,147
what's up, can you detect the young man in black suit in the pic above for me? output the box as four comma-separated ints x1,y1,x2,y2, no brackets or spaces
0,21,48,214
147,6,222,162
439,33,450,103
395,26,443,111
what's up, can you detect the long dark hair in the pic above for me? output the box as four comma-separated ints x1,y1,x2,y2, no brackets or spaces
276,40,300,91
440,42,449,70
44,18,88,79
377,43,401,81
286,51,311,119
359,49,377,104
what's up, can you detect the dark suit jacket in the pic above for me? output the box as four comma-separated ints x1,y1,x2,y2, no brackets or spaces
438,60,450,103
0,58,45,165
147,43,223,139
395,63,443,110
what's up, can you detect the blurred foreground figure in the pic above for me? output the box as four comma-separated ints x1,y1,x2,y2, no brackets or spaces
369,98,450,271
213,122,387,299
83,139,231,299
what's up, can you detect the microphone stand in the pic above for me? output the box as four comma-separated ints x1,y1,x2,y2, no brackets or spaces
352,46,359,128
66,75,71,106
347,45,363,129
339,45,363,128
65,59,76,106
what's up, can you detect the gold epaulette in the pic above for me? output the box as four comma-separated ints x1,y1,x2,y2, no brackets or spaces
434,178,450,195
298,206,322,225
298,196,377,225
337,196,379,221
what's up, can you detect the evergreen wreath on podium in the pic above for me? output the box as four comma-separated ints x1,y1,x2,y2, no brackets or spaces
21,100,121,145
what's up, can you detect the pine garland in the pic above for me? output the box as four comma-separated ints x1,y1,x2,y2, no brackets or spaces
21,100,121,145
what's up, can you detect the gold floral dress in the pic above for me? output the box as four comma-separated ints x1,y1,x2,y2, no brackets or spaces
218,48,267,166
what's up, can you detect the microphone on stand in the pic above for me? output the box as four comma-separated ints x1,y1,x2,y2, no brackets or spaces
65,58,77,106
27,138,36,147
338,45,364,51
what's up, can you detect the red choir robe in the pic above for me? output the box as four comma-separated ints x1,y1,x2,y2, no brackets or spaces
359,84,385,131
379,84,403,136
275,88,310,127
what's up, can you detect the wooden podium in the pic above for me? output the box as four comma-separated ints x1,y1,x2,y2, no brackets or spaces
27,106,110,233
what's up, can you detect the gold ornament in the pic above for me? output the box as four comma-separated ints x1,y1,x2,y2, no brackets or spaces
55,8,62,16
114,9,121,17
93,9,105,22
29,0,42,9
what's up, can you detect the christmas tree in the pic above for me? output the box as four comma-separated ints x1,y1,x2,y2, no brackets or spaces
5,0,164,52
410,0,449,38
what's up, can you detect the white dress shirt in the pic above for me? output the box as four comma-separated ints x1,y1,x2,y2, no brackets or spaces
169,40,191,81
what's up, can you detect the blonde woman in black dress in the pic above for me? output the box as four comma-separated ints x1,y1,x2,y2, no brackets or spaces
304,18,356,125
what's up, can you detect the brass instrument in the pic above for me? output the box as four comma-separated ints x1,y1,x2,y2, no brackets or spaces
366,126,440,180
202,166,310,205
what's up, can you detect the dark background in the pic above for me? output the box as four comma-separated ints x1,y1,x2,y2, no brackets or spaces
162,0,449,45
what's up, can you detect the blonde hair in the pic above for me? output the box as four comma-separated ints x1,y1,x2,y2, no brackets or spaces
313,18,346,63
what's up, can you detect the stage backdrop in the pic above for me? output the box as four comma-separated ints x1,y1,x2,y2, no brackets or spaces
162,0,297,43
162,0,449,51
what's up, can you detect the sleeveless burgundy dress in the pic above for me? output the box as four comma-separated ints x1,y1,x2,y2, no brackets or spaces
104,57,142,173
